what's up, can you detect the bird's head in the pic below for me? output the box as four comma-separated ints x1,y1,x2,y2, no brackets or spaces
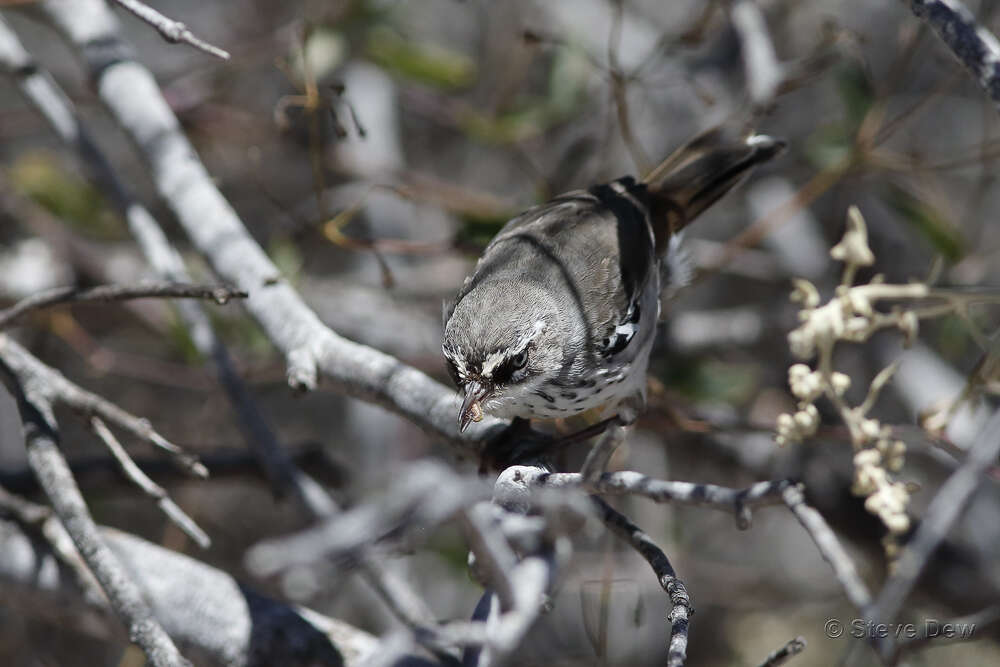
442,280,567,431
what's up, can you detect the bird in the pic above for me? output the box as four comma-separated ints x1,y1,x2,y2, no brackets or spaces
442,129,784,454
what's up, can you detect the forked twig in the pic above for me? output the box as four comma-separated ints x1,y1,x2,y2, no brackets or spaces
90,417,210,549
111,0,230,60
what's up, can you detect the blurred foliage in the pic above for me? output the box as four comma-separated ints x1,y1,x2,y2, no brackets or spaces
803,62,875,170
453,213,508,250
268,236,307,283
659,357,759,406
932,314,974,363
883,182,965,262
366,25,476,90
9,152,122,239
458,45,589,144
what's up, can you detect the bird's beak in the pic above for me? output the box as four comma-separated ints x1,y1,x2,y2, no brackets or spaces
459,381,489,433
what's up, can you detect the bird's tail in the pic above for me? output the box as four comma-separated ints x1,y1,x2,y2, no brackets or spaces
642,128,785,254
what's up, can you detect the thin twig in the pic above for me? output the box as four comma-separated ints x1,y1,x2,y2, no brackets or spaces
8,386,190,666
0,482,104,603
110,0,230,59
593,497,690,667
538,471,794,529
895,603,1000,654
0,334,207,477
0,511,380,665
756,636,807,667
906,0,1000,112
0,282,246,328
0,17,443,646
868,405,1000,661
90,416,210,549
781,484,873,611
0,14,333,515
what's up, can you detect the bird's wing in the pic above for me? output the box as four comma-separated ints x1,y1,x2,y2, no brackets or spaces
460,180,657,356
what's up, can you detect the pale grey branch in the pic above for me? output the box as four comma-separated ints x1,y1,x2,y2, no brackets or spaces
35,0,498,460
10,389,190,666
868,404,1000,661
110,0,230,59
89,416,210,549
0,334,206,477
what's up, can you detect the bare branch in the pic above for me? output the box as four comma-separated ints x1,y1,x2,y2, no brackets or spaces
9,388,191,666
0,516,380,666
89,416,210,549
245,461,488,577
462,502,520,611
896,603,1000,654
0,16,447,639
592,497,690,667
0,482,104,603
580,420,628,483
781,484,873,611
906,0,1000,111
110,0,229,59
868,405,1000,660
0,282,246,328
534,470,792,529
34,0,498,459
0,334,206,477
756,636,807,667
507,468,873,616
0,14,336,517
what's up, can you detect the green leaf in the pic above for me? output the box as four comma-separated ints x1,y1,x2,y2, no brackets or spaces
884,183,964,262
661,358,759,405
835,61,875,131
366,26,476,90
10,152,122,238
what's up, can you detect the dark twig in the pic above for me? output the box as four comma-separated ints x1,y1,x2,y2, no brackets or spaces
592,497,690,667
110,0,230,59
906,0,1000,111
756,636,807,667
90,416,210,549
0,282,246,328
521,470,872,616
0,334,207,477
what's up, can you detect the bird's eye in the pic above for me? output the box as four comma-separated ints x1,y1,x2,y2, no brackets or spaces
511,349,528,370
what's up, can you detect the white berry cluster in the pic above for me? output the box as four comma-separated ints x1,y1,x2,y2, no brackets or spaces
776,207,916,541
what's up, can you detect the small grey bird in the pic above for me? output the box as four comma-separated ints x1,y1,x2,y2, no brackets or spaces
443,130,784,440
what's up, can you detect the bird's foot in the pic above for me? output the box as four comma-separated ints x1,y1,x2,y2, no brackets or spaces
478,415,623,473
